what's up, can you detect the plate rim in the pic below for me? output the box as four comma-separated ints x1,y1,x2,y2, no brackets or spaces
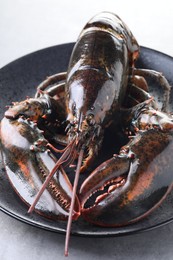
0,43,173,237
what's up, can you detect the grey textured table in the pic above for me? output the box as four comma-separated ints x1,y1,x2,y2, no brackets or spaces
1,1,173,259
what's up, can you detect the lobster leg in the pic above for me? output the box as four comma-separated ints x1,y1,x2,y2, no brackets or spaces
121,84,157,131
35,72,67,98
32,73,69,145
123,83,155,108
130,75,149,92
134,68,171,112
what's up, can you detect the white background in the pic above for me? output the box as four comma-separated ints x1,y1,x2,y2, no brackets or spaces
1,1,173,260
1,0,173,68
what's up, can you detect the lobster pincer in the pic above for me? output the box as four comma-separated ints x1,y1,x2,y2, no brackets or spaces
79,104,173,226
0,91,80,220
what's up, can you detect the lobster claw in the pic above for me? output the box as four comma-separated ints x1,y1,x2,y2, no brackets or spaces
0,117,80,220
79,129,173,226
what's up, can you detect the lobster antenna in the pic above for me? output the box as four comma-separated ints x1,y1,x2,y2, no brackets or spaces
28,139,75,214
64,148,84,257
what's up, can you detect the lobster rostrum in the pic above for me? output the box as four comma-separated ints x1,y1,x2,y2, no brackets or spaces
0,12,172,256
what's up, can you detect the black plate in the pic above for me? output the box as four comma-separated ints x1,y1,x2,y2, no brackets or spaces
0,43,173,237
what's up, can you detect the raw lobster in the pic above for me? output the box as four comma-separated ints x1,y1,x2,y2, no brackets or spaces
0,12,172,256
